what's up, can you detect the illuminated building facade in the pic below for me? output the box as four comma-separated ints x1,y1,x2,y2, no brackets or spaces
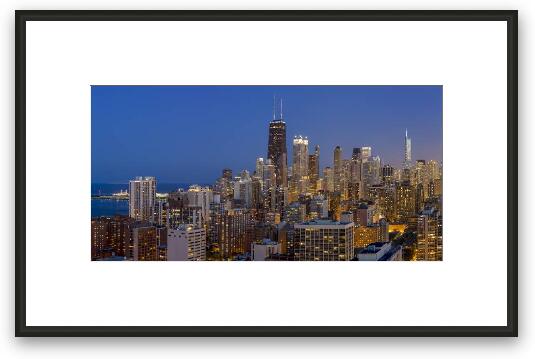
127,224,167,261
291,135,309,195
91,215,133,260
368,184,396,221
333,146,343,192
309,195,329,219
360,146,372,161
382,164,394,184
416,207,443,261
355,202,374,227
214,169,234,201
167,225,207,261
209,207,254,260
308,145,320,194
404,129,412,169
395,180,415,222
129,176,156,222
293,220,354,261
354,221,389,249
186,185,213,224
284,202,306,224
154,199,169,227
323,166,334,192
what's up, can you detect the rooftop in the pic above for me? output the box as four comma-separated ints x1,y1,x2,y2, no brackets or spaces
295,219,353,227
256,239,279,246
358,241,402,261
378,245,402,261
359,242,389,254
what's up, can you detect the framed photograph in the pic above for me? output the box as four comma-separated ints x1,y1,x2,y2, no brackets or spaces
15,10,518,336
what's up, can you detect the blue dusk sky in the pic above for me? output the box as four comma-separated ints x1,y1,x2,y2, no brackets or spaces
91,85,442,184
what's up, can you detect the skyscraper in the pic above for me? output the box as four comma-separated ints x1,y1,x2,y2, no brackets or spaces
361,154,381,199
209,207,254,260
361,146,372,161
396,180,415,222
426,160,440,181
381,164,394,183
128,176,156,222
186,185,213,223
349,151,362,201
333,146,343,192
323,166,334,192
255,157,265,180
368,184,396,221
233,170,254,208
267,98,288,188
308,145,320,194
222,168,233,180
352,147,361,160
404,129,412,169
291,135,309,195
262,159,276,191
251,176,263,209
416,207,442,261
127,224,166,261
215,169,234,201
91,215,134,260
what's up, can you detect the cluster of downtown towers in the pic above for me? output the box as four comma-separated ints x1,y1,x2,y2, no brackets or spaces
91,101,443,262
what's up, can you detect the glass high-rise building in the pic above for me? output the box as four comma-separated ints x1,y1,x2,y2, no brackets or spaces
404,129,412,169
361,146,372,161
291,135,309,195
128,176,156,222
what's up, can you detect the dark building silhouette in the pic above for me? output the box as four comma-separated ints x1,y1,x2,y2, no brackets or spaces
267,99,288,188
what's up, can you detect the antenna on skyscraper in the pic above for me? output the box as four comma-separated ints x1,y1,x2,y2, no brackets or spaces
280,98,283,120
272,95,276,121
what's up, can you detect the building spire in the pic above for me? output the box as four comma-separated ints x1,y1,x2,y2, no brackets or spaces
405,128,408,138
280,98,283,120
272,95,276,121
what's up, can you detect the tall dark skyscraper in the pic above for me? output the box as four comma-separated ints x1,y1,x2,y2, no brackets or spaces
267,99,288,188
352,147,361,160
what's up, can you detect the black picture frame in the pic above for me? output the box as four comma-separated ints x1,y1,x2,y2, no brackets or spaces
15,10,518,337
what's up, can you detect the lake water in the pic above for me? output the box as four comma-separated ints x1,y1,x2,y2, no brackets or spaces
91,183,199,196
91,198,129,217
91,182,209,218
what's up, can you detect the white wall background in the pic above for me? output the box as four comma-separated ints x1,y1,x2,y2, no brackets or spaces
0,0,532,357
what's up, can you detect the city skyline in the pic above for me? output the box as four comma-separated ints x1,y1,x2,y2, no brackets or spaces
92,86,443,262
92,85,442,184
